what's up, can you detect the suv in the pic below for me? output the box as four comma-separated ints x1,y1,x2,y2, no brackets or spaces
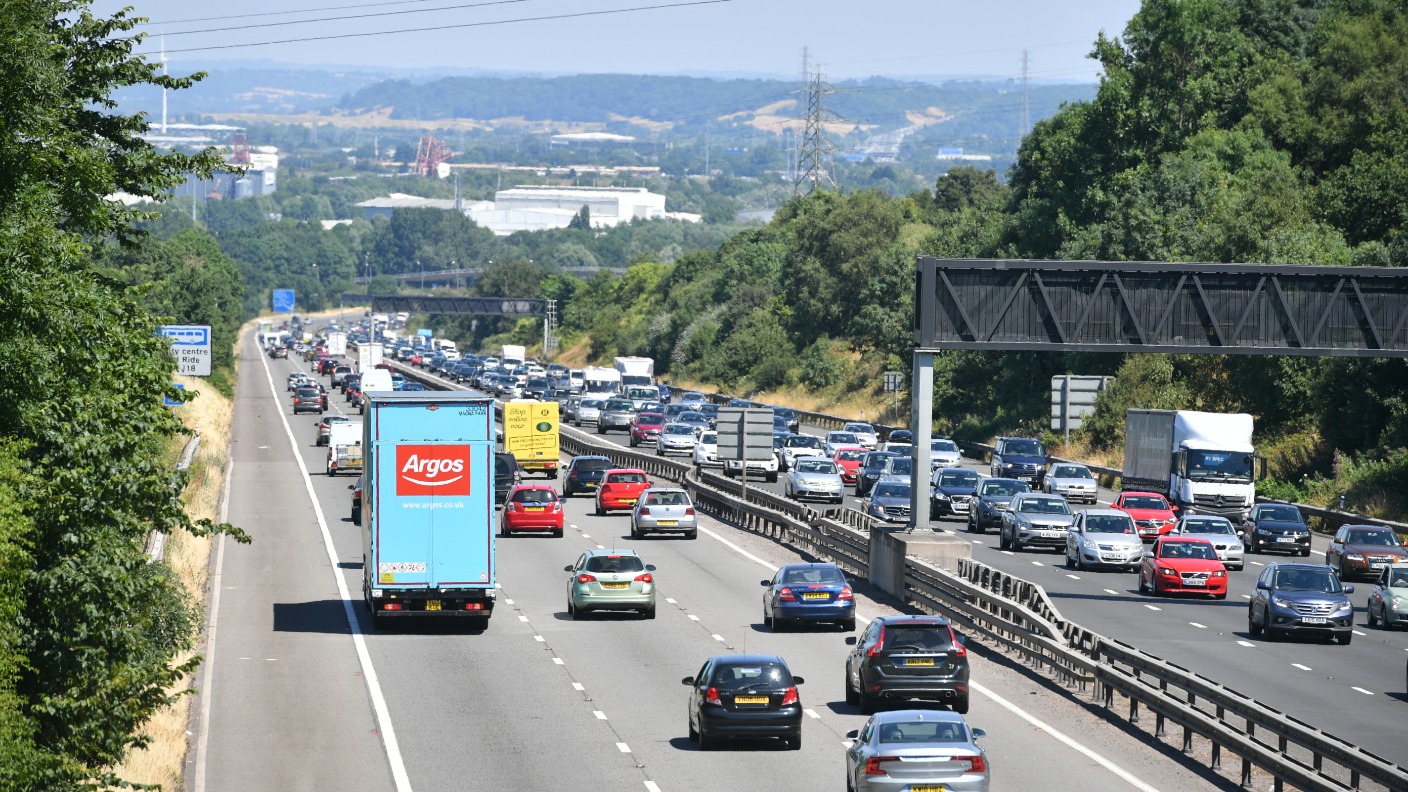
597,398,637,434
494,452,520,507
1248,563,1355,644
990,437,1047,486
845,615,970,714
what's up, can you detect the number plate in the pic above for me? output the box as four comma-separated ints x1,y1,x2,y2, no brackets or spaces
1301,616,1327,624
657,519,677,526
733,696,769,705
525,506,544,512
1276,537,1295,543
903,658,935,667
1184,578,1206,587
425,600,441,611
601,582,628,590
802,592,829,600
911,786,947,792
625,499,637,505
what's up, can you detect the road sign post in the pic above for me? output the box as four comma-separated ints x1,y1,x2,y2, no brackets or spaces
158,325,211,377
716,407,774,498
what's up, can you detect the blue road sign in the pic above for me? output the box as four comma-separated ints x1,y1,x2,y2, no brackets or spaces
417,328,433,338
272,289,296,313
160,326,209,346
164,383,186,407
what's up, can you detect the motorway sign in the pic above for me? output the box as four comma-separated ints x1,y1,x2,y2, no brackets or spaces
272,289,296,313
158,325,212,377
163,383,186,407
715,408,774,462
1051,375,1114,436
883,370,905,392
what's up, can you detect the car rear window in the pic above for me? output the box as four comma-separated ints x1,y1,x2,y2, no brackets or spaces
584,555,644,573
645,491,689,506
876,720,969,744
882,625,954,652
574,458,611,471
607,472,647,483
511,488,557,504
710,663,792,690
782,567,844,585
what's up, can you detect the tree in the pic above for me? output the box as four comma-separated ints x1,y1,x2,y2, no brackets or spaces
569,204,591,230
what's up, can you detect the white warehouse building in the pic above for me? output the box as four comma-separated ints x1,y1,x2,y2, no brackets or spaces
468,185,671,235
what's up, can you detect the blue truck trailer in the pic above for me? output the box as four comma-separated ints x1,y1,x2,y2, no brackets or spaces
361,390,497,628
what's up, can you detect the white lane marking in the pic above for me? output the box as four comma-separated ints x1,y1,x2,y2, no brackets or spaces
534,635,545,642
1143,605,1161,611
1031,561,1045,567
971,540,982,545
1189,622,1207,629
973,681,1161,792
1250,561,1265,566
804,708,820,719
1352,630,1366,636
596,544,606,550
552,658,564,665
256,350,413,792
580,533,589,538
1237,640,1256,647
1241,595,1252,599
644,783,661,792
505,599,514,605
1103,589,1119,596
572,682,585,691
688,615,700,621
665,598,677,604
1066,574,1081,580
518,615,529,622
1292,663,1311,671
699,525,778,571
192,461,234,792
617,743,632,753
593,711,608,720
1352,687,1373,695
1001,551,1014,556
1311,550,1325,557
712,634,726,642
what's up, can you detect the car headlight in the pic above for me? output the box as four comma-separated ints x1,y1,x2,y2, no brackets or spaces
1345,553,1363,561
934,492,950,502
1081,539,1097,550
1272,596,1295,609
1336,599,1353,612
1392,595,1405,610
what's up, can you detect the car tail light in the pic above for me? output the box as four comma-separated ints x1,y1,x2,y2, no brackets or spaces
551,502,562,513
638,507,651,516
685,507,696,516
705,686,721,704
780,686,798,706
868,624,887,656
778,587,797,602
569,470,579,479
949,626,967,657
963,755,987,773
634,573,653,584
505,503,518,513
863,756,898,775
576,573,597,584
837,586,854,601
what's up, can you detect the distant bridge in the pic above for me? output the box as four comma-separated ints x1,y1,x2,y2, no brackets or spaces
340,294,546,317
352,266,626,286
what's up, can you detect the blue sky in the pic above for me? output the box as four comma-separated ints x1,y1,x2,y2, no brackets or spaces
99,0,1143,81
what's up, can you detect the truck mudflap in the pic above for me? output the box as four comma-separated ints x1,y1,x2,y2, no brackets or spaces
369,588,496,621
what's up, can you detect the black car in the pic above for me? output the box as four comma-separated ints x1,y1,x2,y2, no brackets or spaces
886,428,914,446
494,452,520,507
1240,503,1311,556
845,615,970,714
967,478,1031,533
857,451,900,497
929,467,981,520
563,455,612,497
683,654,805,750
268,345,288,359
1248,563,1355,644
990,436,1047,486
772,407,800,434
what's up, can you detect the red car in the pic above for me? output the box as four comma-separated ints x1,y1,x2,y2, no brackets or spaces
595,468,651,515
1138,536,1228,599
831,446,867,485
628,412,666,448
500,484,564,537
1113,491,1179,542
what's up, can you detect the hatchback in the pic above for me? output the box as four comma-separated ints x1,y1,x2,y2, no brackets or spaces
845,710,990,792
562,455,612,497
629,412,666,447
656,422,698,456
565,549,656,619
631,487,698,539
832,447,867,485
683,654,805,750
1138,536,1228,599
761,563,855,631
785,457,845,504
500,484,564,537
293,386,325,414
595,468,651,515
846,615,971,714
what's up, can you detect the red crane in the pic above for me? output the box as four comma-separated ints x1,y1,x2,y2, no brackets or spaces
413,135,451,177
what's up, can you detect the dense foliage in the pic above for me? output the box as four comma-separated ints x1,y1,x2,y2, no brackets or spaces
0,2,244,787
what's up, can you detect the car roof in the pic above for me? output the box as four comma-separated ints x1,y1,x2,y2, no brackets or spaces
1082,508,1131,518
508,483,556,492
572,455,611,461
935,466,976,474
1119,491,1166,498
605,468,648,474
870,708,968,725
981,477,1025,485
779,562,841,571
641,486,687,495
875,615,950,627
581,548,640,559
1267,562,1327,572
708,653,786,666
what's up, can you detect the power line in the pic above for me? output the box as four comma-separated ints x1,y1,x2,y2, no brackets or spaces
136,0,731,56
160,0,532,38
135,0,451,27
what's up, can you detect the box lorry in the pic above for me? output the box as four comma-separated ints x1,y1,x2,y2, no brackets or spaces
503,400,561,479
1123,409,1260,521
613,356,655,388
502,344,526,368
325,331,348,356
358,342,384,372
326,421,363,476
583,366,622,394
361,391,497,627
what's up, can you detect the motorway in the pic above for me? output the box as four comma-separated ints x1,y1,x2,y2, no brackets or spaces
191,335,1250,790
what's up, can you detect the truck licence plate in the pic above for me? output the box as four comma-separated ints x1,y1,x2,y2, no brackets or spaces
425,600,441,611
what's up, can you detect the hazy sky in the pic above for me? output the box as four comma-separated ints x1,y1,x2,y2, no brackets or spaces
99,0,1143,81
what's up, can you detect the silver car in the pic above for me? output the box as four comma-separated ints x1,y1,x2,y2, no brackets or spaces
785,458,845,504
824,431,862,456
1000,493,1075,551
845,710,990,792
574,398,603,427
843,422,879,449
630,487,698,539
878,455,915,484
1173,515,1245,570
656,422,698,457
1044,462,1098,504
565,549,656,619
597,398,636,434
864,481,912,524
693,431,720,468
1065,508,1144,571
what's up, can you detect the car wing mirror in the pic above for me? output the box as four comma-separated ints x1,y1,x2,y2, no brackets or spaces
844,636,858,646
1343,584,1355,594
760,580,772,586
563,565,573,572
1256,580,1270,590
681,676,695,686
791,676,804,685
347,484,356,490
646,564,657,572
971,727,986,739
845,729,859,740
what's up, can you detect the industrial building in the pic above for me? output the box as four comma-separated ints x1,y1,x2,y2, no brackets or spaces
356,185,698,235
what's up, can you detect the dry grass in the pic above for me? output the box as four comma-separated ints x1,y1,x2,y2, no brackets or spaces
107,318,256,790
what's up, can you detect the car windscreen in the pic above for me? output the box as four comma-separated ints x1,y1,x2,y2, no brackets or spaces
881,625,953,652
887,459,913,475
604,400,634,411
1086,515,1136,534
679,412,707,422
781,566,845,585
1346,530,1399,546
1274,568,1341,592
1258,505,1304,522
789,436,823,449
700,433,717,444
1052,465,1092,479
710,662,792,690
583,554,645,573
636,414,664,426
873,483,911,499
844,423,874,434
1019,499,1070,514
607,472,647,483
1122,496,1168,510
829,433,858,444
938,471,980,487
981,481,1025,496
1159,541,1217,560
836,449,866,462
663,424,693,435
581,400,603,409
795,460,837,474
931,440,959,452
1004,439,1043,455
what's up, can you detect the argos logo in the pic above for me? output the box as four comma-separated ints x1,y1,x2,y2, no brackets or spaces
396,444,471,496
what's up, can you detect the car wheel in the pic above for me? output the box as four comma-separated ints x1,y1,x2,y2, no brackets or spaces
1248,609,1263,636
685,530,698,540
688,717,698,742
844,669,859,705
630,523,640,540
499,524,511,538
999,527,1011,550
859,689,878,715
766,473,777,483
568,600,578,620
1368,603,1380,628
595,501,605,517
841,617,856,632
1064,551,1075,569
1214,592,1227,600
953,693,970,715
1138,572,1149,594
763,609,774,630
552,529,563,538
1011,531,1024,551
642,604,656,620
786,735,801,751
597,426,605,435
1300,547,1310,557
1337,630,1353,646
697,729,713,751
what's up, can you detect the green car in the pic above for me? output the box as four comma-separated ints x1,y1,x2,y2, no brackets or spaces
1367,562,1408,630
565,549,657,620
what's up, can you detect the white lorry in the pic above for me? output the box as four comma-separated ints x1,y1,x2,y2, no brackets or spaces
357,343,384,372
325,332,347,356
613,356,655,388
502,344,526,368
583,366,622,395
1122,409,1260,521
325,421,364,476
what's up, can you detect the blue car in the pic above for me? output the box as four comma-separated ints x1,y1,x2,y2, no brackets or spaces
761,563,855,631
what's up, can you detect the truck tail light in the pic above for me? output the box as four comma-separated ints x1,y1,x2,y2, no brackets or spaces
576,573,597,584
381,602,403,612
780,686,798,706
463,602,483,611
634,573,653,583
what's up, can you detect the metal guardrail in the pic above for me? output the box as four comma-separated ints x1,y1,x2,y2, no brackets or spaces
391,358,1408,792
148,432,202,563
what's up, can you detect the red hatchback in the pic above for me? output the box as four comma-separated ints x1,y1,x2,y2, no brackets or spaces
831,447,867,485
629,413,666,448
1114,491,1178,542
1139,536,1228,598
501,484,564,537
595,468,651,515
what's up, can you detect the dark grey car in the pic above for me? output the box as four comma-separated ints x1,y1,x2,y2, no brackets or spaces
967,478,1031,534
1240,503,1311,556
1248,563,1355,644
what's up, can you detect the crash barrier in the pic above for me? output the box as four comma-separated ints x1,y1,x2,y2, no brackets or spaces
148,431,202,563
393,360,1408,791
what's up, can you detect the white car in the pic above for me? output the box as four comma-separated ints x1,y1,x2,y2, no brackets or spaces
842,422,878,449
779,434,827,471
693,431,721,467
1043,462,1098,504
1172,515,1245,571
724,453,779,482
929,438,962,467
824,431,862,456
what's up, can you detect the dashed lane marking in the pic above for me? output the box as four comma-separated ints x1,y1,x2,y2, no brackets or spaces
617,743,632,753
1144,605,1161,611
1189,622,1207,629
593,711,608,720
1067,574,1081,580
1352,687,1373,695
1237,640,1256,647
712,634,726,642
805,708,820,719
552,657,564,665
1104,589,1119,596
534,635,545,642
572,682,585,691
1292,663,1311,671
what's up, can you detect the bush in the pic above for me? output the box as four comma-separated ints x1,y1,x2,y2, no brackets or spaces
799,339,843,390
